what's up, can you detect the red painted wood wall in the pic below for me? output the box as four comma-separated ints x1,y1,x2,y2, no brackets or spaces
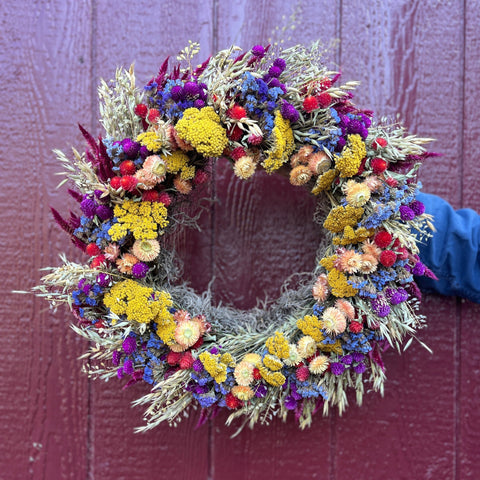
1,1,479,478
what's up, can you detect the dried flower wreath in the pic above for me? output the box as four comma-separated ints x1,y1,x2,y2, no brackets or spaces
35,42,436,432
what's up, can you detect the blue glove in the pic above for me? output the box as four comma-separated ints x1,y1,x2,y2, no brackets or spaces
416,192,480,303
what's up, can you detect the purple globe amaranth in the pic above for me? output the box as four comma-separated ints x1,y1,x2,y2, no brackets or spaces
122,336,137,355
112,350,122,366
96,273,111,288
399,205,415,221
352,352,365,362
341,354,353,365
273,58,286,71
371,296,391,317
330,362,346,375
132,262,149,279
251,45,266,57
139,145,149,159
254,384,267,397
96,204,113,220
122,358,134,375
192,359,204,373
284,395,297,410
280,101,299,123
80,196,97,218
354,363,367,374
170,85,184,102
183,81,200,98
194,99,205,109
122,138,140,158
412,261,426,276
409,200,425,216
268,65,282,78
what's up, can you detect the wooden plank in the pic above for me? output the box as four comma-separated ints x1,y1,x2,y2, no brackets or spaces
89,1,215,478
0,1,92,478
336,1,464,478
459,1,480,477
212,1,339,478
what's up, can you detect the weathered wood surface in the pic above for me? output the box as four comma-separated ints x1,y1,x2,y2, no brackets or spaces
1,0,479,478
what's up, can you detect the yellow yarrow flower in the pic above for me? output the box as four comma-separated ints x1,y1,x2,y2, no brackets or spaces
262,111,295,173
162,150,196,180
297,315,324,342
334,134,366,177
311,168,338,195
265,331,290,359
320,254,338,271
263,354,283,371
108,200,169,242
137,131,163,152
333,226,375,246
103,279,173,325
327,269,358,297
323,205,364,233
175,107,228,157
319,339,343,355
258,365,286,387
199,351,227,383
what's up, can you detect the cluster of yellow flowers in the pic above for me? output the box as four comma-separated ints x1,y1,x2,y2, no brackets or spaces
311,168,338,195
199,351,234,384
323,205,364,233
163,150,196,180
137,131,163,152
333,225,374,245
262,111,295,173
103,279,173,324
108,200,169,241
297,315,324,342
334,134,366,177
175,107,228,157
265,331,290,359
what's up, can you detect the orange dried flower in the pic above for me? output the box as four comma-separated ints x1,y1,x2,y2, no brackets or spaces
290,165,312,186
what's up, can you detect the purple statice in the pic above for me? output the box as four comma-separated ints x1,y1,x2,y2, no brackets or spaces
412,261,426,276
353,363,367,374
371,296,391,317
194,385,210,395
95,204,113,220
122,358,134,375
132,262,149,279
80,196,97,218
280,101,299,123
284,395,297,410
251,45,266,57
122,336,137,355
112,350,122,366
122,138,140,158
409,200,425,216
330,362,346,375
399,205,415,221
192,359,204,373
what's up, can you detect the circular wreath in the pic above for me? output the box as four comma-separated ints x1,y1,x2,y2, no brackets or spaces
39,42,435,431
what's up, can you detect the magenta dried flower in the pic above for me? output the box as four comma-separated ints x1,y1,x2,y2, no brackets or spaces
183,81,200,98
96,273,111,287
122,138,140,158
409,200,425,216
170,85,183,101
268,65,282,78
330,362,345,375
284,395,297,410
273,58,286,71
122,336,137,354
132,262,149,278
122,358,134,375
280,101,299,123
112,350,122,366
80,196,97,218
354,363,367,374
192,359,204,372
96,204,113,220
399,205,415,221
251,45,265,57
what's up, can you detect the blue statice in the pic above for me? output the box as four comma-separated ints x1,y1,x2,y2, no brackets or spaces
361,203,395,229
264,112,275,134
144,81,158,92
313,304,324,316
296,381,328,399
342,332,372,354
330,107,341,123
370,269,397,291
143,364,154,384
190,371,213,387
348,278,368,290
103,137,125,165
267,86,283,102
146,332,163,349
240,72,259,95
193,393,217,408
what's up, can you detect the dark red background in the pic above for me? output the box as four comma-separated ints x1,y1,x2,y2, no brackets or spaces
1,1,479,478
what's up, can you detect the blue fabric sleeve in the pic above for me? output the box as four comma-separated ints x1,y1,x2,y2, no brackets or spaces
416,192,480,303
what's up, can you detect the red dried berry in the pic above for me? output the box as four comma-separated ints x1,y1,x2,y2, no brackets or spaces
253,368,262,381
371,157,388,175
228,105,247,120
231,146,246,161
374,230,393,248
147,108,160,123
191,337,204,349
86,243,101,257
296,365,310,382
349,321,363,333
134,104,148,118
397,247,409,261
225,392,242,409
90,255,106,269
392,238,400,248
317,92,332,108
228,125,244,142
303,96,319,113
318,77,332,90
166,351,182,366
119,160,136,176
179,351,194,370
373,137,388,149
193,169,209,185
120,175,138,192
379,250,397,267
357,157,367,175
142,190,160,202
158,192,172,207
110,176,122,189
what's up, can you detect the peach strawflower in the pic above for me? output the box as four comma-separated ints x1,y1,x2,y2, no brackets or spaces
344,180,371,207
231,385,254,401
174,310,191,323
322,307,346,335
173,176,192,194
308,152,331,175
297,145,314,160
337,249,363,274
309,355,329,374
143,155,167,183
174,320,201,348
233,156,256,179
297,335,317,359
335,299,356,320
170,342,187,353
134,169,157,189
192,314,210,335
104,243,120,261
364,175,383,192
312,274,329,302
234,361,255,386
172,128,194,151
290,165,312,186
283,345,302,366
116,253,138,274
359,254,378,274
132,239,161,262
362,239,382,259
243,353,261,366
